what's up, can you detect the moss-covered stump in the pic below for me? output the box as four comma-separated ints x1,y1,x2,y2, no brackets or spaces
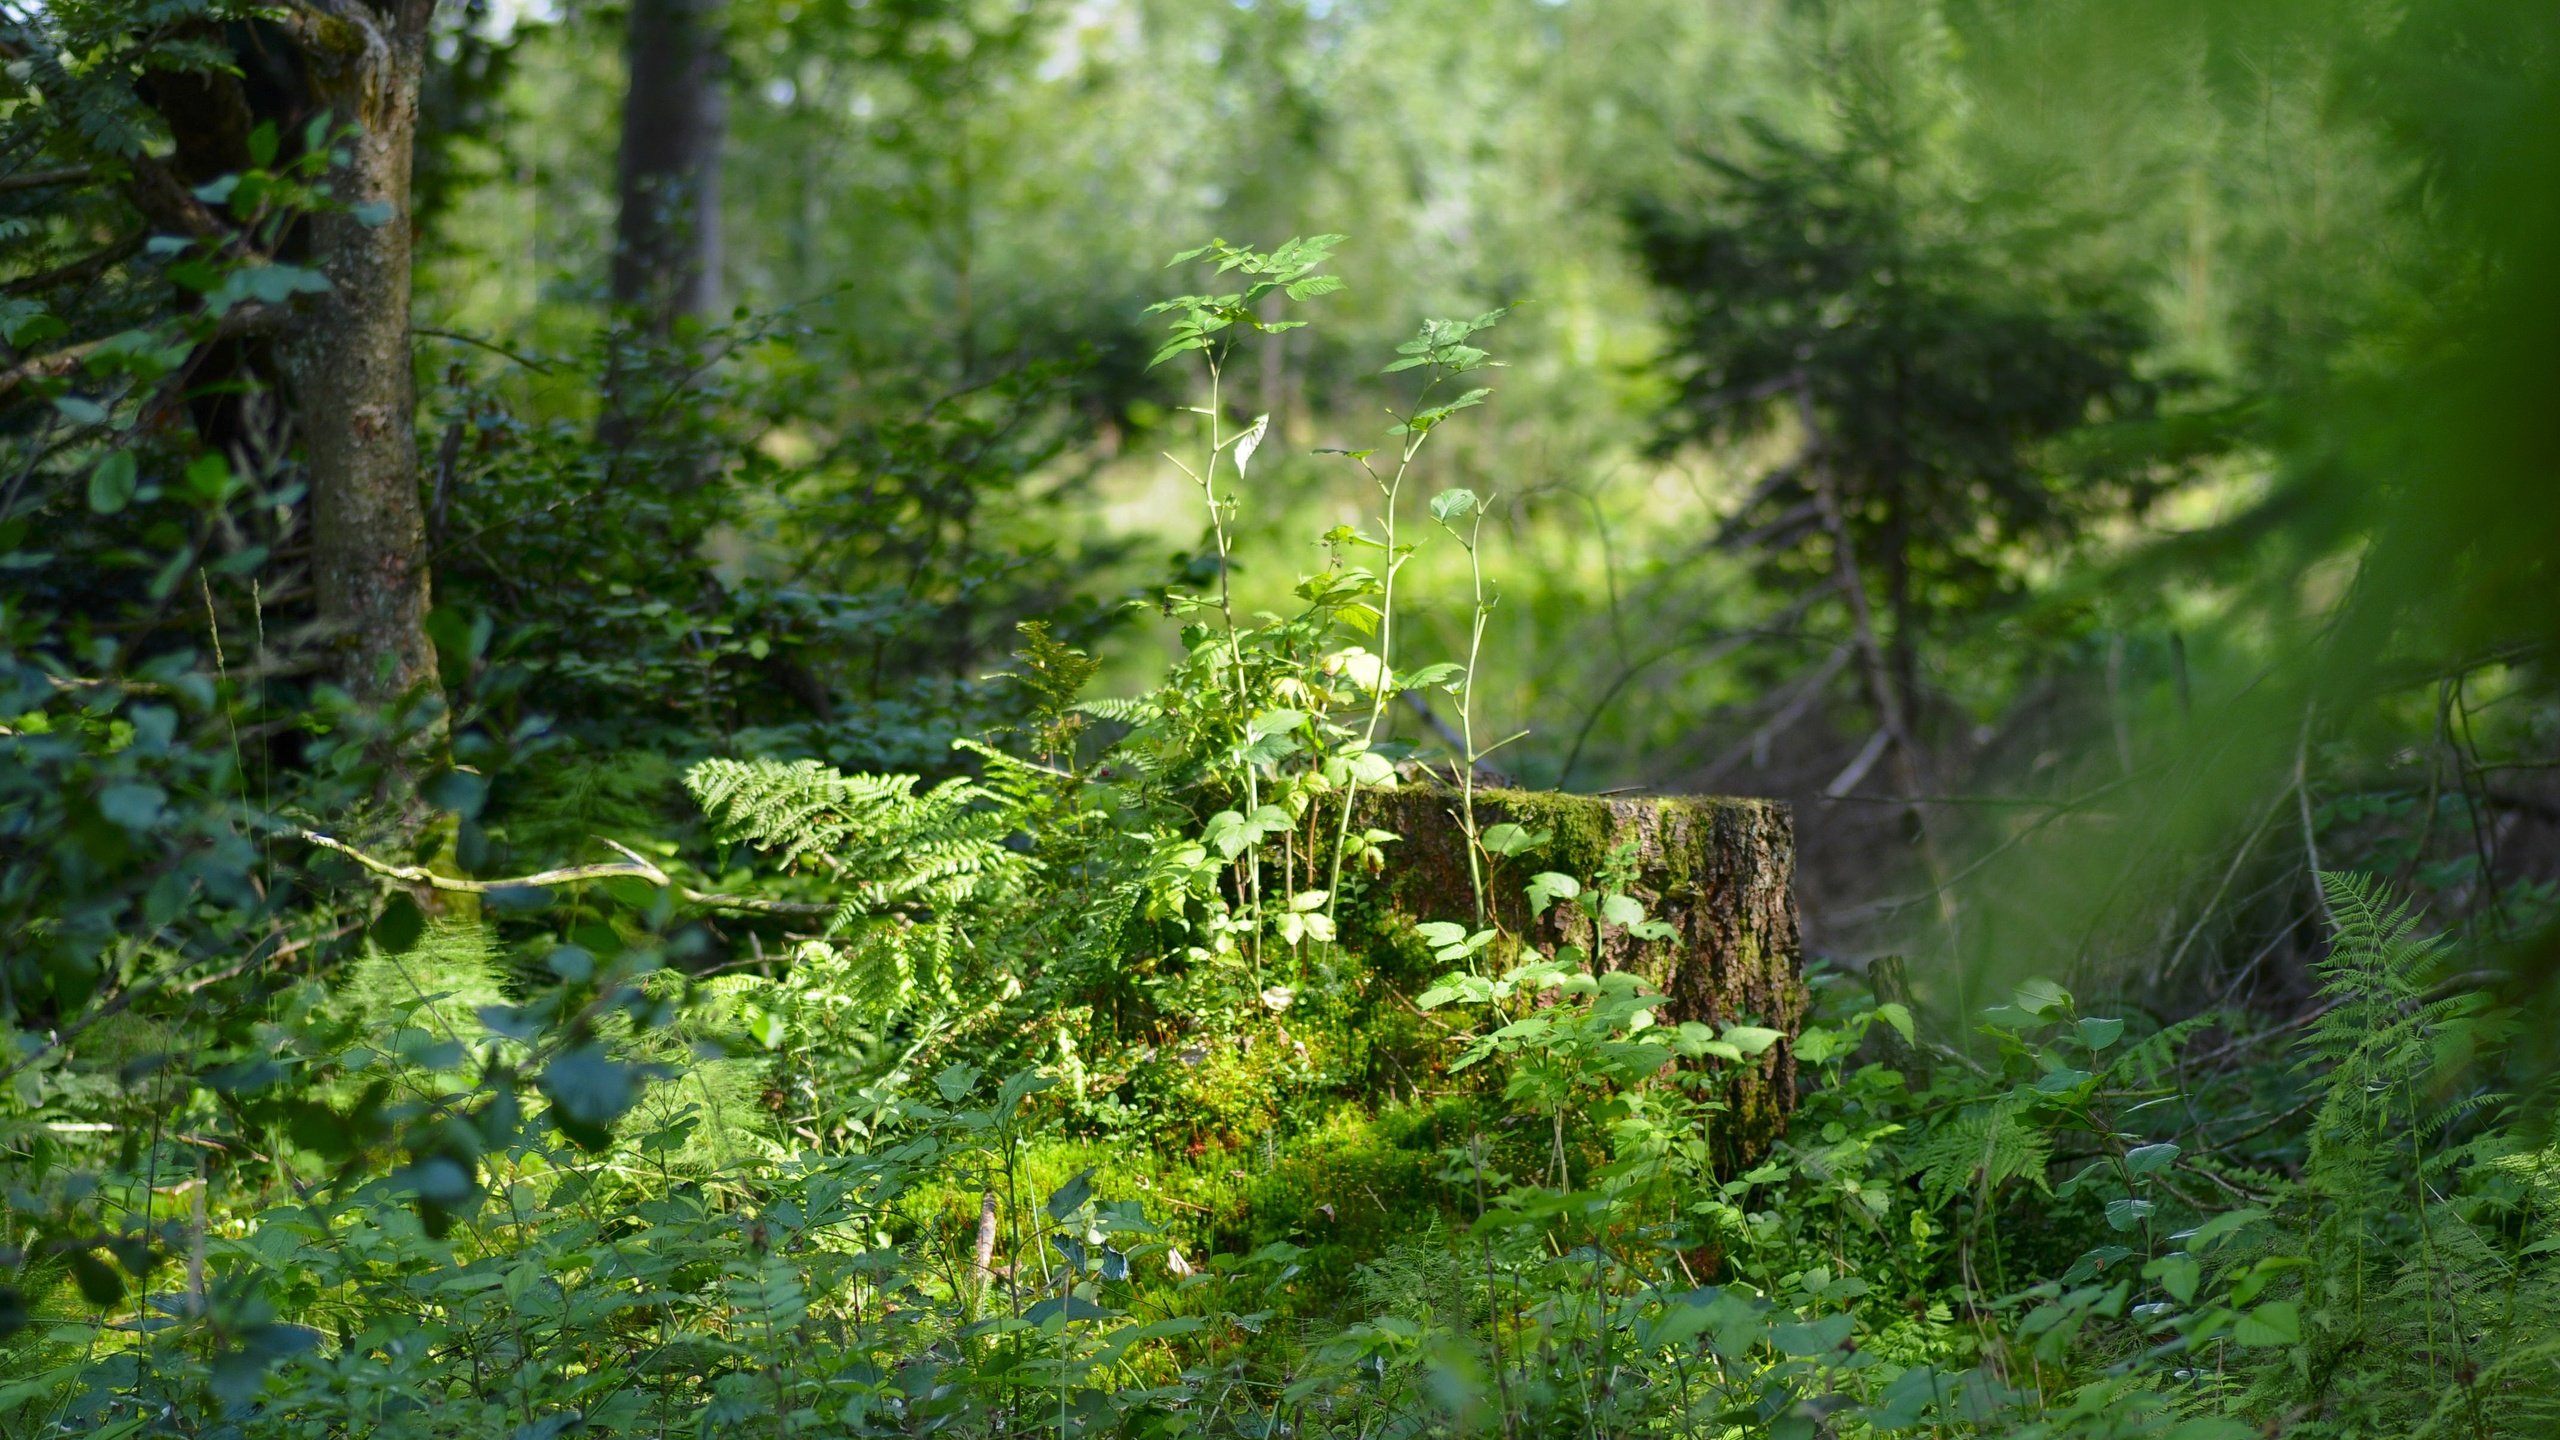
1350,784,1805,1164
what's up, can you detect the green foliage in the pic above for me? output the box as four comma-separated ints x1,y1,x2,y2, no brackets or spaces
687,756,1027,923
7,0,2559,1430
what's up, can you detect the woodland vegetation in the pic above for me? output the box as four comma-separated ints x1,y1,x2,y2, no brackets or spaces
3,0,2558,1436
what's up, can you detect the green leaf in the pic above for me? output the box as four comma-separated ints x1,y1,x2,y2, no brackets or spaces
539,1046,642,1149
2077,1017,2125,1050
1429,487,1479,524
1721,1025,1784,1056
237,264,330,305
1602,893,1647,929
1525,872,1579,916
2033,1068,2094,1094
1024,1294,1117,1327
1874,1002,1915,1044
2104,1197,2156,1231
1247,708,1304,739
370,894,427,956
2124,1142,2181,1176
1769,1314,1854,1356
86,452,137,514
1,301,63,347
1479,822,1546,857
1865,1363,1955,1430
2177,1207,2268,1251
422,767,489,818
2149,1254,2201,1303
2013,978,2072,1017
183,452,232,500
67,1250,124,1308
1045,1167,1096,1222
96,781,164,829
2232,1300,2300,1346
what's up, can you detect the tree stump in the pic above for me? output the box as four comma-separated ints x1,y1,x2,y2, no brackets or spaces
1352,785,1805,1164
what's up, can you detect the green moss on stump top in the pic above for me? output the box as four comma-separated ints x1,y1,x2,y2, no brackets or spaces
1351,785,1805,1165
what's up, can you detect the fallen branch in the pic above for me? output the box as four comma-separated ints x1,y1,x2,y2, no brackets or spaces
0,303,285,399
0,164,90,193
296,829,835,919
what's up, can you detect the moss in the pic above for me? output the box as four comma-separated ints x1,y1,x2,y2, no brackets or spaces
898,1098,1472,1314
1340,782,1805,1168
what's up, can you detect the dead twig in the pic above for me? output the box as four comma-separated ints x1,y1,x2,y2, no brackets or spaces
297,828,835,918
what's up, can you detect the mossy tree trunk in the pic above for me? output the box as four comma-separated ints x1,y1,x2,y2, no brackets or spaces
277,0,441,715
1351,785,1805,1164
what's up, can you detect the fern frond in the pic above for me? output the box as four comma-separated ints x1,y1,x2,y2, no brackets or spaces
1074,695,1162,724
686,757,1030,925
1906,1102,2050,1208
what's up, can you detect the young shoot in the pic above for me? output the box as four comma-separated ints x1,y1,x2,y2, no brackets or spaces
1429,484,1512,926
1145,235,1345,969
1321,307,1510,929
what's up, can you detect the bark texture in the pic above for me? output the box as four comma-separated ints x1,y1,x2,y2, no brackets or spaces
273,0,441,707
613,0,727,327
1354,785,1805,1164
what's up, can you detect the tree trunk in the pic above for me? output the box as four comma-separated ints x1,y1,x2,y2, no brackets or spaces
601,0,727,481
1352,785,1805,1167
612,0,727,328
272,0,441,715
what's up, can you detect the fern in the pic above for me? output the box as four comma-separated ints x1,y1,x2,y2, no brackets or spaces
685,756,1029,928
2236,872,2554,1435
341,920,509,1046
1073,695,1162,725
687,756,1033,1038
613,973,780,1172
1906,1101,2051,1209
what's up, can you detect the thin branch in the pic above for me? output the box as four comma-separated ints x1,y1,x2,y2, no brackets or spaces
1690,642,1854,787
297,828,836,918
1830,771,2146,927
1822,726,1894,800
0,303,284,398
3,229,143,296
0,164,90,192
415,326,557,375
1556,588,1824,790
2295,699,2336,929
2160,783,2293,984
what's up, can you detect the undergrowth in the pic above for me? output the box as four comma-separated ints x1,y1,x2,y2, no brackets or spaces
3,239,2554,1440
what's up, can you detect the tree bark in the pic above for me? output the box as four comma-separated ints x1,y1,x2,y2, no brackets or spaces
612,0,727,329
1351,785,1805,1168
271,0,441,712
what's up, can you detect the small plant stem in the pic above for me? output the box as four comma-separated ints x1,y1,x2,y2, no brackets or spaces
1324,378,1441,928
1197,355,1265,972
1470,1134,1520,1440
1454,500,1495,927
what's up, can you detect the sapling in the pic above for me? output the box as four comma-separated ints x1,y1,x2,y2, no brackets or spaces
1428,484,1528,927
1321,308,1510,930
1146,236,1345,969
